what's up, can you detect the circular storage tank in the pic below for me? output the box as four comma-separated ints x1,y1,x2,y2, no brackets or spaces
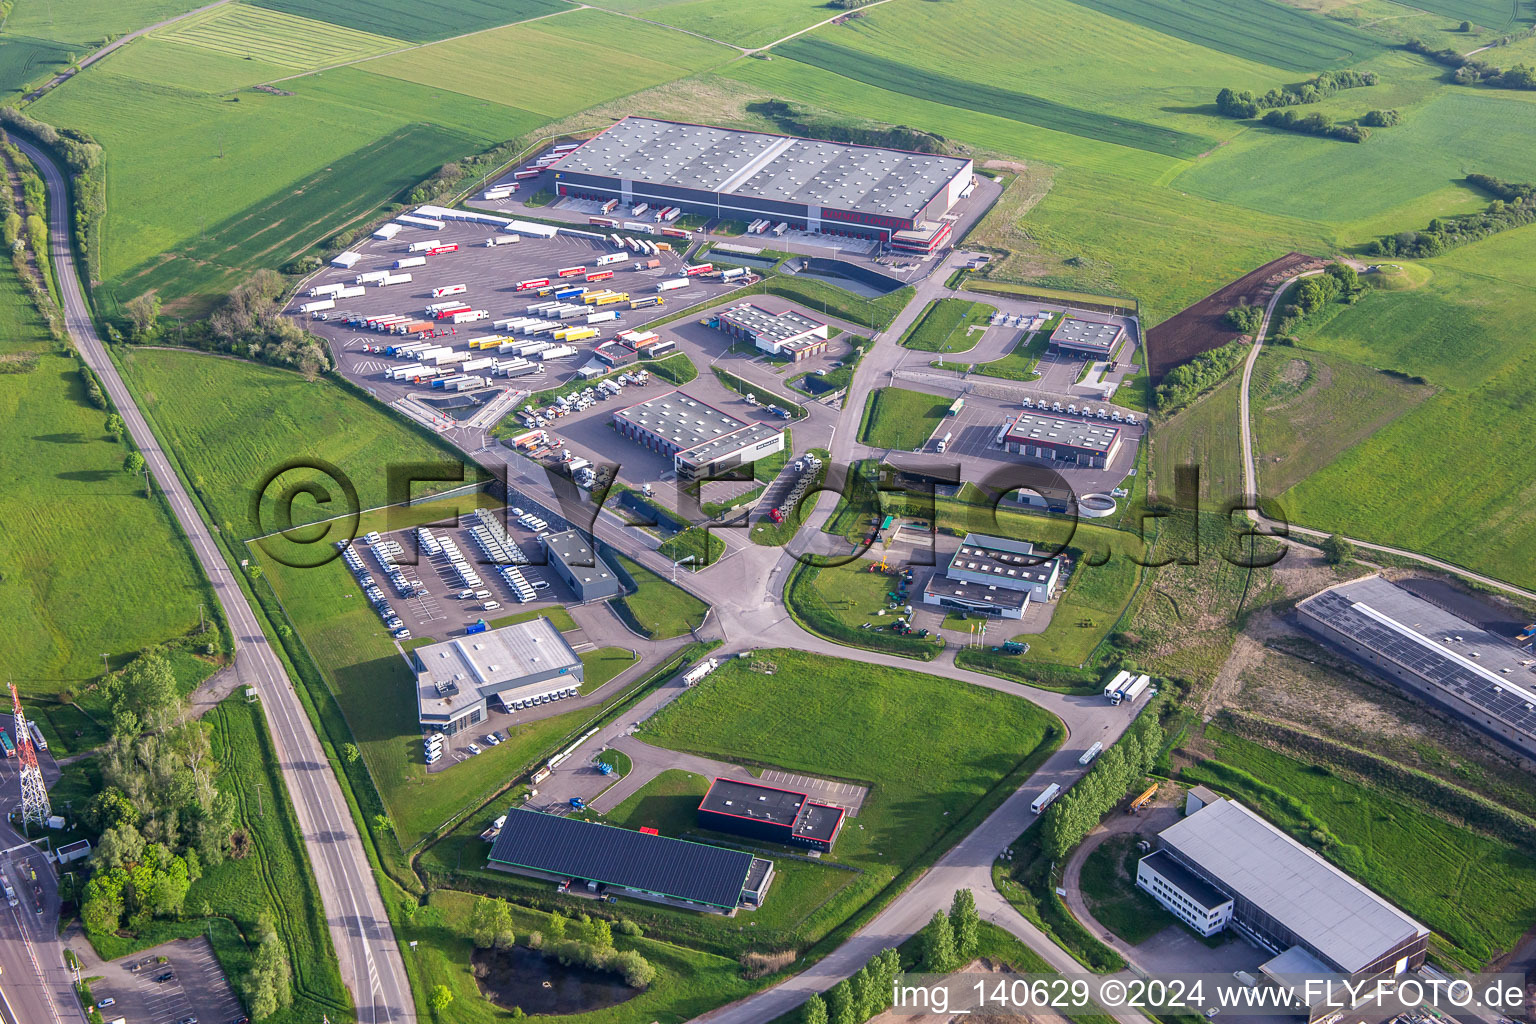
1079,493,1118,518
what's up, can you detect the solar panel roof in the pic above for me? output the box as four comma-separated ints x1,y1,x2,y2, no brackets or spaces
1301,578,1536,740
488,808,754,908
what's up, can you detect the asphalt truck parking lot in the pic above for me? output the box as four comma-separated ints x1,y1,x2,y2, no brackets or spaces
300,218,738,409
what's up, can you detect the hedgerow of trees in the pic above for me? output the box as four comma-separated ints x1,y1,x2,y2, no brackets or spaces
1154,339,1248,414
0,107,105,284
800,946,903,1024
130,269,331,377
1405,38,1536,89
1039,712,1164,863
1214,70,1379,118
1367,176,1536,257
1260,108,1371,143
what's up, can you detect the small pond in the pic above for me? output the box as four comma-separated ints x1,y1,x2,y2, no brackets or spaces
472,946,638,1015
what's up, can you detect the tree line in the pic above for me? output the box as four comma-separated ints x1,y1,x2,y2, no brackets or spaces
1271,263,1359,337
1214,69,1379,118
1258,109,1375,143
1367,177,1536,257
1405,38,1536,89
1038,712,1164,863
0,107,105,285
1154,339,1247,414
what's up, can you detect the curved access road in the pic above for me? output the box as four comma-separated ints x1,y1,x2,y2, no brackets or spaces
1238,268,1536,604
16,137,415,1024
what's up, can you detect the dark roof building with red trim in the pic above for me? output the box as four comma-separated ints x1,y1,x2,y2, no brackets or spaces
698,777,846,853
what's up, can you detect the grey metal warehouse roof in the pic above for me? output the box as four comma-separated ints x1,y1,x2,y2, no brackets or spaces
1299,576,1536,741
1159,799,1427,973
1005,413,1121,452
554,117,971,221
1050,317,1124,353
719,303,826,345
614,390,750,451
676,422,784,469
488,808,754,908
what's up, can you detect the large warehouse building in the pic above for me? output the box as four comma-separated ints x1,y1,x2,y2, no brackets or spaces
552,117,974,248
716,303,829,360
1004,413,1123,469
414,618,583,735
697,778,846,853
1049,317,1126,360
1298,575,1536,760
1138,797,1429,1003
488,808,774,913
612,390,785,481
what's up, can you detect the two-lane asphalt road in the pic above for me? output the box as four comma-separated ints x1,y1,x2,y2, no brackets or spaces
16,137,415,1024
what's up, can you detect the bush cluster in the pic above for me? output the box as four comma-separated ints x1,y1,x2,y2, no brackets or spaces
800,947,903,1024
1222,304,1264,334
1260,108,1371,142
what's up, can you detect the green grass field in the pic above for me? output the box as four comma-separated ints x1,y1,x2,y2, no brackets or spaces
1182,726,1536,966
900,298,997,353
3,0,209,46
1250,346,1434,496
1173,90,1536,224
1276,230,1536,589
786,559,943,660
1079,834,1171,945
860,387,951,450
249,0,569,41
0,262,208,694
1148,375,1245,505
356,9,736,118
1059,0,1386,71
641,0,836,47
0,34,75,99
784,0,1291,139
775,38,1214,159
611,554,710,639
118,348,479,542
86,696,351,1024
154,3,406,69
640,649,1059,868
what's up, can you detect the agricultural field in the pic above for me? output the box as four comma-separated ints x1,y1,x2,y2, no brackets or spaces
596,0,842,49
28,58,520,312
1278,229,1536,589
899,298,997,353
1172,90,1536,225
1060,0,1386,71
860,386,951,450
1179,725,1536,966
640,649,1059,868
356,9,737,119
153,3,406,70
0,34,75,99
775,38,1213,159
1250,346,1434,496
1,0,207,47
0,261,208,694
117,348,481,541
248,0,569,41
783,0,1292,139
1147,376,1244,505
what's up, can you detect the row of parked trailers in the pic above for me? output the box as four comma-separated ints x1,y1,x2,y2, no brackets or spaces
745,219,790,236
